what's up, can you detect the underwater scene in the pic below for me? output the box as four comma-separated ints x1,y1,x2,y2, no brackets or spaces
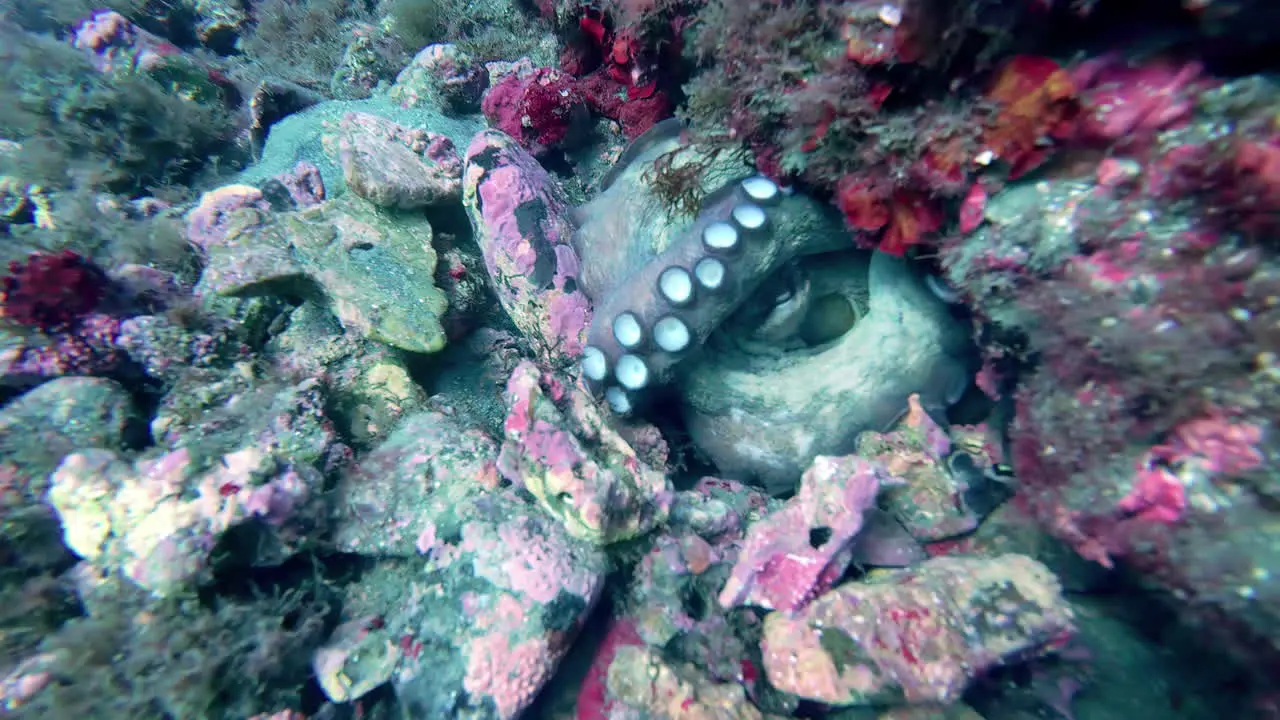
0,0,1277,718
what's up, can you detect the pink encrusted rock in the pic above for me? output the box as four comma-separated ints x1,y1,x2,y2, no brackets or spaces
47,443,326,597
329,112,464,209
719,454,898,614
462,130,593,368
185,184,271,252
329,405,607,718
857,393,985,541
497,360,671,544
331,408,501,555
463,630,557,719
72,10,180,74
446,505,604,719
273,160,326,208
761,554,1074,707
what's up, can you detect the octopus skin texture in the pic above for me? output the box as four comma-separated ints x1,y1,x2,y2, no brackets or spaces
679,250,976,494
569,121,975,493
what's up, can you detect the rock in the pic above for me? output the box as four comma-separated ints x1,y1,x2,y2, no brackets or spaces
312,616,402,703
329,23,399,100
0,376,138,478
496,361,671,544
334,111,464,209
606,645,776,719
266,300,426,449
857,394,995,541
761,554,1074,707
462,130,593,368
331,408,501,556
390,43,489,114
192,188,449,354
233,95,485,201
329,407,608,718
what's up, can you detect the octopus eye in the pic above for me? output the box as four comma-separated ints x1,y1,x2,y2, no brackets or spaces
614,353,649,390
694,257,726,291
702,221,739,253
658,266,694,306
581,345,608,381
612,312,644,349
653,316,691,353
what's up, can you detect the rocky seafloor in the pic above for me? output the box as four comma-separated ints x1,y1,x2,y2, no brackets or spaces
0,1,1277,719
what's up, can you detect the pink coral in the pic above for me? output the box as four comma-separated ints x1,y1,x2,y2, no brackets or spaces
1073,55,1204,146
463,632,555,719
1118,464,1186,524
1156,412,1265,476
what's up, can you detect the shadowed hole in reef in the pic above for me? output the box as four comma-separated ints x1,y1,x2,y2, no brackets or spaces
808,526,833,549
680,583,708,621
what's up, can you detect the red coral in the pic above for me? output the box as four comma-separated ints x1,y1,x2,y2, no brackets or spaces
567,7,673,138
1226,136,1280,232
1,250,108,331
913,136,975,195
958,182,988,234
835,175,891,231
983,55,1079,178
841,4,916,66
1142,134,1280,235
881,191,943,256
1156,413,1264,476
481,68,587,153
576,617,645,720
835,177,942,255
577,70,671,139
